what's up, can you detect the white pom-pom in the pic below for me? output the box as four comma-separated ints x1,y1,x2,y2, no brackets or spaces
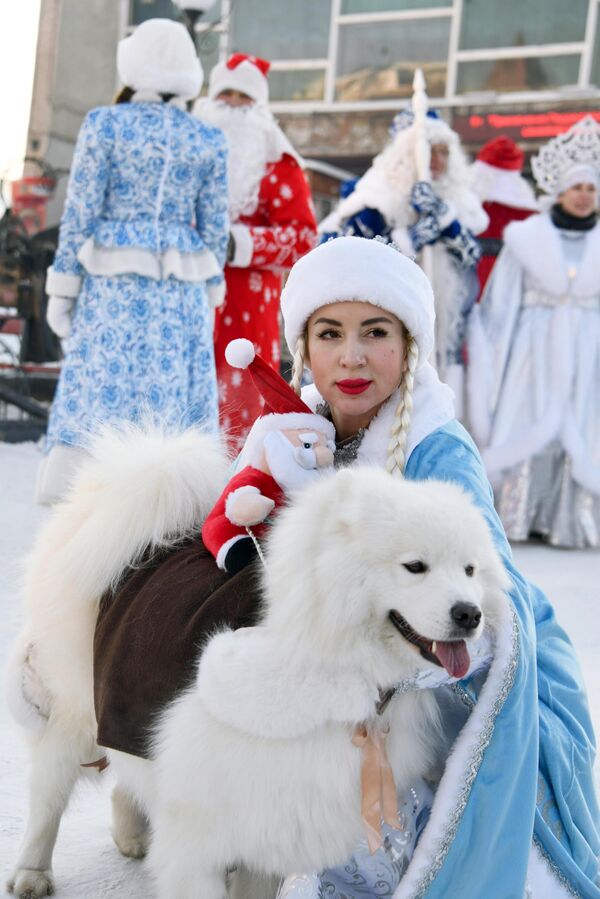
225,338,255,369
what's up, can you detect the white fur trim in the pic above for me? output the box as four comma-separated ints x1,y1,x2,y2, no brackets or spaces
225,338,255,369
131,90,188,111
215,534,247,570
45,266,81,298
208,59,268,106
225,485,261,525
77,239,221,282
207,281,226,309
526,843,574,898
281,236,435,366
238,413,336,470
470,160,539,211
228,224,253,268
117,19,202,100
301,363,455,468
503,214,600,297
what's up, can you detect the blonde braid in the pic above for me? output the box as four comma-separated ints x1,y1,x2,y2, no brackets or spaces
289,335,306,397
386,337,419,478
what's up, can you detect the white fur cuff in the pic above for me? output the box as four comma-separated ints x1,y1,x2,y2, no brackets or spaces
45,266,82,298
438,202,458,232
229,224,253,268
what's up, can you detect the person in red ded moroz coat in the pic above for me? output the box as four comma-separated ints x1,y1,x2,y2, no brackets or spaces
195,54,317,449
470,136,538,297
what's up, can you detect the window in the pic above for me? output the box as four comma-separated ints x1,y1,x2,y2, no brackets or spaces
130,0,182,24
335,17,450,100
590,14,600,88
269,70,326,102
130,0,222,27
457,55,581,94
459,0,588,50
341,0,450,11
230,0,331,61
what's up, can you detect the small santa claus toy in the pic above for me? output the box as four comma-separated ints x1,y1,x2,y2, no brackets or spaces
202,339,335,574
470,136,538,296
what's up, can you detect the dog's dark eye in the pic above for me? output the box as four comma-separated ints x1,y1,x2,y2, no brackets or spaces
303,443,312,449
403,561,428,574
465,565,475,577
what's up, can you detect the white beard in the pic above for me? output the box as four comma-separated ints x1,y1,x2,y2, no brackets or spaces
194,98,275,222
263,431,321,494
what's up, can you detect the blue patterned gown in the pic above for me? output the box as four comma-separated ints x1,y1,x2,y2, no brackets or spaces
45,100,229,451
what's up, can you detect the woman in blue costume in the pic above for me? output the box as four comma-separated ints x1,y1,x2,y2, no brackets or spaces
268,236,599,898
38,18,229,504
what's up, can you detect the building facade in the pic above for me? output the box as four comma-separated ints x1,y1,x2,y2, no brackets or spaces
26,0,600,223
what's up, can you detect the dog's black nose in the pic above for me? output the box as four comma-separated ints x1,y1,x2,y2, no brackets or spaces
451,602,482,632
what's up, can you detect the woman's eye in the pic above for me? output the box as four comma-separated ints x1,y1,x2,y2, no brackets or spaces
367,328,388,338
465,565,475,577
403,561,428,574
317,329,340,340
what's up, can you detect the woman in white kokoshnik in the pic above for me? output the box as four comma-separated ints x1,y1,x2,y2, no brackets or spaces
267,237,599,898
468,115,600,549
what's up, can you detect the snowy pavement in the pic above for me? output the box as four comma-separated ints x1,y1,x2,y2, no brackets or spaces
0,440,598,898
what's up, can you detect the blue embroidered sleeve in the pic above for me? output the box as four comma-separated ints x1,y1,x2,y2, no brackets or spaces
52,109,111,278
195,134,229,287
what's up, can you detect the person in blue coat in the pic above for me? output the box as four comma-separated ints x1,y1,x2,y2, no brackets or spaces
38,19,229,504
272,236,599,899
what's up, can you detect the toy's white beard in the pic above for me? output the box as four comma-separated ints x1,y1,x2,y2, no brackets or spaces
263,431,322,494
194,99,274,222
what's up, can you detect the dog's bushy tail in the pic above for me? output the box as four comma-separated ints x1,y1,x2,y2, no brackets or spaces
28,424,230,605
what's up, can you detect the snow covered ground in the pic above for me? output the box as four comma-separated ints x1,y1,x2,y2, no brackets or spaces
0,440,598,897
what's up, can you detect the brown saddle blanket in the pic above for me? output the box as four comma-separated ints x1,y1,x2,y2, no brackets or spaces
93,538,264,759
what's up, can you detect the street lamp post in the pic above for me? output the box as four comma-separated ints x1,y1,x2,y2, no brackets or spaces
172,0,216,44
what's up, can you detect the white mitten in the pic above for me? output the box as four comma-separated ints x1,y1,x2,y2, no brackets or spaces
47,296,75,339
227,491,275,527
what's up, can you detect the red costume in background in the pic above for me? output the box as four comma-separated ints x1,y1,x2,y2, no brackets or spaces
215,155,316,445
470,136,538,297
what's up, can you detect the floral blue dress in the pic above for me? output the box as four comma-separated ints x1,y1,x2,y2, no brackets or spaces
45,100,229,450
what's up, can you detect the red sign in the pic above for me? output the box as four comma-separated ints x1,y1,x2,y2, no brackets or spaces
453,110,600,144
10,176,55,234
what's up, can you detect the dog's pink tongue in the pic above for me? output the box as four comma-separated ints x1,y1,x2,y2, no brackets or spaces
433,640,470,679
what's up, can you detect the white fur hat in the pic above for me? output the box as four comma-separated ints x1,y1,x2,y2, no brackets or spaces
281,237,435,367
117,19,203,100
208,53,270,105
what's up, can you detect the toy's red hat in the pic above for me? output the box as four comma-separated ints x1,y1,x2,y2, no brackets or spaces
225,338,312,416
477,136,524,171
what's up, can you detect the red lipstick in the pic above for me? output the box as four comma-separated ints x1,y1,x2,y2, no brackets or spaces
336,379,372,395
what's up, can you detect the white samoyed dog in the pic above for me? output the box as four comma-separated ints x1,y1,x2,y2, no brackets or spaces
6,430,509,899
120,467,509,898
